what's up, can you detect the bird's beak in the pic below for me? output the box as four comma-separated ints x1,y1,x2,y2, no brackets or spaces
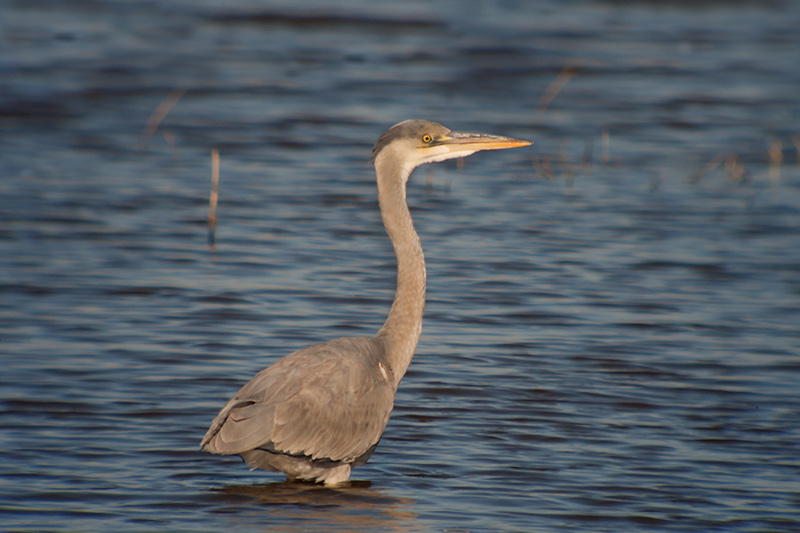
438,131,531,157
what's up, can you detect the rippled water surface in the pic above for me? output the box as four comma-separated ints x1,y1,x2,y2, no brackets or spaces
2,0,800,531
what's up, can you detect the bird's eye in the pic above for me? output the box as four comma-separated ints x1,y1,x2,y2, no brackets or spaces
422,134,433,143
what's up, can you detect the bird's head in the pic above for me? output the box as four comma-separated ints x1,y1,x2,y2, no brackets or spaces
371,120,530,178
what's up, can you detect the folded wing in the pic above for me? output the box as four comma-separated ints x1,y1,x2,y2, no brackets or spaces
201,337,395,464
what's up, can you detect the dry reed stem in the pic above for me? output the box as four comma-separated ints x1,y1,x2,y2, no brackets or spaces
768,140,782,186
538,65,578,111
141,88,186,149
601,130,610,164
208,149,220,249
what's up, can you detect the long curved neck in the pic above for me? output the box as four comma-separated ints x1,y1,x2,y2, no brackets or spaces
373,157,426,388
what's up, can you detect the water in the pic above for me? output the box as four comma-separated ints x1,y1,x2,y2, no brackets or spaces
2,0,799,531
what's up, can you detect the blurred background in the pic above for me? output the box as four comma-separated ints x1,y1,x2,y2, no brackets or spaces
1,0,799,531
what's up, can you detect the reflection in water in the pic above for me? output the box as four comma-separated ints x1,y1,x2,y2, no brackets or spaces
213,481,417,532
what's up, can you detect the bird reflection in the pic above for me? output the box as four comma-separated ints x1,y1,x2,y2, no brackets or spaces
213,480,417,532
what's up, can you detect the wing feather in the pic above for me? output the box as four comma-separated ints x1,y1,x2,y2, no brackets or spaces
201,337,396,463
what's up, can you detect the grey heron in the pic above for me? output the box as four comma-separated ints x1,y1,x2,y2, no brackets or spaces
201,120,530,485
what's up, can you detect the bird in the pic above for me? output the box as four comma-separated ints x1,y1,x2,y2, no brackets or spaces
201,119,530,485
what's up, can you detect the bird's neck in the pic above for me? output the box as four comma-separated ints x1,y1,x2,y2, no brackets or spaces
374,159,426,388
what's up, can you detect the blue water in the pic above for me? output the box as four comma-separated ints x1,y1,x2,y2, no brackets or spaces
2,1,799,531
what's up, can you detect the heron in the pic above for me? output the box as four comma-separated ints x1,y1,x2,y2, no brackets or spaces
201,119,530,485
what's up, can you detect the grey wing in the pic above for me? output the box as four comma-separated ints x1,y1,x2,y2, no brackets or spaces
201,337,396,463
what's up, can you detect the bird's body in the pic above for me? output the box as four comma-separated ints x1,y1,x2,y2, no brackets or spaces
201,120,529,485
203,336,392,484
